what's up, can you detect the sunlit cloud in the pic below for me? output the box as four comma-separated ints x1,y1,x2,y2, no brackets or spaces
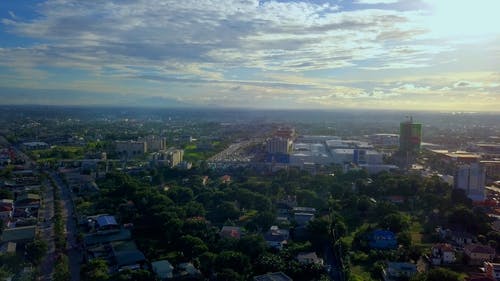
0,0,498,111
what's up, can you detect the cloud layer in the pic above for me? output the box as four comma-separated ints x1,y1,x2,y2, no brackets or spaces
0,0,499,110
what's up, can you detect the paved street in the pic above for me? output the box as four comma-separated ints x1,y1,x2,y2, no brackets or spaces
40,181,55,281
51,173,82,281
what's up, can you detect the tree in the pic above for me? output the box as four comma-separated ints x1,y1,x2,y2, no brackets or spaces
237,235,267,259
213,201,240,222
25,239,48,265
112,269,153,281
412,268,462,281
54,255,71,281
81,258,109,281
179,235,208,259
379,213,410,233
246,211,275,232
167,186,194,204
397,231,412,248
215,251,250,274
217,268,244,281
199,252,217,275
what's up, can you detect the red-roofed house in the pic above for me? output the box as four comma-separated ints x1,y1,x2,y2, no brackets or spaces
219,226,241,240
484,262,500,281
220,175,231,184
431,243,456,265
464,244,496,265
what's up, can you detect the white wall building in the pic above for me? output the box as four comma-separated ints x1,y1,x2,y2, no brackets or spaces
454,163,486,201
266,137,292,154
115,140,147,158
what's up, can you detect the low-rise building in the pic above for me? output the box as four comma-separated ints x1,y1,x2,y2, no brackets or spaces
484,262,500,281
264,226,289,250
296,252,323,265
294,212,314,226
115,140,147,158
464,244,496,265
431,243,456,265
152,260,174,280
447,230,475,246
369,230,397,250
0,225,36,243
383,262,417,281
219,226,242,240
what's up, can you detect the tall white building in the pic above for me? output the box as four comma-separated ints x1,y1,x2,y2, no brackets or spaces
266,137,292,154
454,163,486,201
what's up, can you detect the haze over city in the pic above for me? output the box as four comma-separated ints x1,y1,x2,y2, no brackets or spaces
1,0,499,111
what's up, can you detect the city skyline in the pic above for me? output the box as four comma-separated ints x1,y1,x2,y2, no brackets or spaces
0,0,499,111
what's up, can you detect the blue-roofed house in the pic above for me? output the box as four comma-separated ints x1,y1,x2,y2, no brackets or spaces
369,230,397,249
96,215,119,232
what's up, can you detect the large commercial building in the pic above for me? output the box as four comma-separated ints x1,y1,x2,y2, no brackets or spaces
369,134,399,147
454,163,486,201
399,118,422,155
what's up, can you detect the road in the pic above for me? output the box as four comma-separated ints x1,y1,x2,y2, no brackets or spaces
324,243,342,281
51,173,82,281
39,180,55,281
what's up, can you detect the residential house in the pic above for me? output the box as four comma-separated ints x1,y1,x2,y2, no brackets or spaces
466,276,496,281
464,244,496,265
264,226,289,250
0,242,16,254
0,199,13,209
95,215,120,232
484,262,500,281
220,175,231,184
492,220,500,233
113,249,146,272
292,207,316,214
84,228,132,247
175,262,202,280
383,262,417,281
294,213,315,226
447,230,475,246
219,226,242,240
296,252,324,265
431,243,456,265
369,230,397,250
0,225,36,243
254,272,293,281
0,204,12,224
152,260,174,280
15,193,40,209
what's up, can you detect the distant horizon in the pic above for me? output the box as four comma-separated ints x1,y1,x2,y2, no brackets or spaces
1,103,499,115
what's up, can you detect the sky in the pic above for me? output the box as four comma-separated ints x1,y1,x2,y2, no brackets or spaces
0,0,499,111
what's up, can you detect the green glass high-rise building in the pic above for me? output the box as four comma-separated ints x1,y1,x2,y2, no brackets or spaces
399,117,422,155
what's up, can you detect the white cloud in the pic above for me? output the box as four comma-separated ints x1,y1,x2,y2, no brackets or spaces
8,11,17,19
355,0,399,4
0,0,499,110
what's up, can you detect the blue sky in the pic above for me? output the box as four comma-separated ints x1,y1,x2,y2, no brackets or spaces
0,0,499,110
